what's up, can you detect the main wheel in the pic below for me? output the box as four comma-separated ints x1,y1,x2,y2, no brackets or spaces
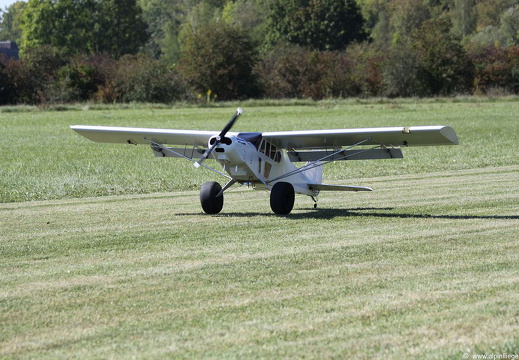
200,181,224,214
270,182,295,215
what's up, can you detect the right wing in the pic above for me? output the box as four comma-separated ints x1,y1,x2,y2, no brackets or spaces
263,126,459,149
70,125,219,147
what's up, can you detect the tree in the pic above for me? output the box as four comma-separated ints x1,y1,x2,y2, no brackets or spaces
0,1,26,42
389,0,430,43
476,0,516,28
21,0,96,56
93,0,149,58
139,0,185,60
499,6,519,47
452,0,476,37
267,0,367,51
179,23,260,100
383,44,424,97
222,0,268,45
20,0,149,58
411,17,474,95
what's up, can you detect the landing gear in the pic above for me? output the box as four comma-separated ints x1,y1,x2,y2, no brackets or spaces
270,182,295,215
200,181,224,214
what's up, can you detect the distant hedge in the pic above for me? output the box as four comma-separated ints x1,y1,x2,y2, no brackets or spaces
1,42,518,105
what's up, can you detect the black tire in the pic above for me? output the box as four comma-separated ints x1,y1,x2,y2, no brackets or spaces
200,181,224,214
270,182,295,215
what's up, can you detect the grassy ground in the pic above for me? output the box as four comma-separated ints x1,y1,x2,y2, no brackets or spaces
1,99,518,359
1,98,518,202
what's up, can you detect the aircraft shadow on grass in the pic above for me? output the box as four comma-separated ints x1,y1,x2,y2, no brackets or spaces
181,207,519,221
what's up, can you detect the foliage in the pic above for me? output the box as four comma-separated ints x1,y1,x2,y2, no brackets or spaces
347,43,387,97
411,17,474,95
382,43,424,97
0,51,187,105
111,54,187,103
468,44,519,94
20,0,96,56
20,0,149,58
1,0,519,102
0,1,26,42
267,0,367,51
1,45,65,104
179,23,260,101
222,0,268,45
0,58,16,104
93,0,149,58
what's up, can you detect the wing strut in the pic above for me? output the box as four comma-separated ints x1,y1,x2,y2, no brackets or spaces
269,138,375,183
149,140,232,180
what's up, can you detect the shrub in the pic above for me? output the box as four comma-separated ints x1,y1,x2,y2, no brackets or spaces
3,45,64,104
346,43,387,97
256,44,358,99
411,17,474,96
468,44,519,94
179,23,260,101
111,54,187,103
383,44,425,97
0,57,17,105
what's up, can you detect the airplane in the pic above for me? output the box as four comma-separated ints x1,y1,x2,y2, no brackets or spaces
71,108,459,215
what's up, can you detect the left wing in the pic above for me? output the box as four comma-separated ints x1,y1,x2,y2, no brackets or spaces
70,125,219,147
263,126,458,149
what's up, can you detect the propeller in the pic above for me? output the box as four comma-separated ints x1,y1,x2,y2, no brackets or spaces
194,107,244,168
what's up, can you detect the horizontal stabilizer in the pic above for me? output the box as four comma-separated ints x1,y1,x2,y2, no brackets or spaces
309,184,373,192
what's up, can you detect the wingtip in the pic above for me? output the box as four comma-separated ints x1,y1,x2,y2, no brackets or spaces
441,126,460,145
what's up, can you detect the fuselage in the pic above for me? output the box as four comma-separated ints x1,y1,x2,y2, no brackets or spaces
210,134,319,196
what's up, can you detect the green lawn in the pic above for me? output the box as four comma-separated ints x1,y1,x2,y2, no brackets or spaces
1,98,517,202
1,99,518,359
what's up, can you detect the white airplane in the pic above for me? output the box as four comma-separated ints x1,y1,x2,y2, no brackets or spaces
71,108,459,215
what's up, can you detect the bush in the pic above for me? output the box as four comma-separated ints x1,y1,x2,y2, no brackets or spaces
111,54,187,103
468,44,519,94
2,46,65,104
179,23,260,101
346,43,387,97
383,44,425,97
256,44,358,99
0,57,17,105
411,17,474,96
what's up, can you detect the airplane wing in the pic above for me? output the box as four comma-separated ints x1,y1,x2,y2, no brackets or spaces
71,125,459,150
70,125,219,147
262,126,458,149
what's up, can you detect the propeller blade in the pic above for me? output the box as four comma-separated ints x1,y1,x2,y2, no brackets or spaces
219,107,243,138
194,108,243,168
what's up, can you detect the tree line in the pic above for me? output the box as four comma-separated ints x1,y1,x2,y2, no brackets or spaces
1,0,518,105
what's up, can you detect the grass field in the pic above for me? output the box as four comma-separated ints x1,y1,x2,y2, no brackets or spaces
1,99,518,359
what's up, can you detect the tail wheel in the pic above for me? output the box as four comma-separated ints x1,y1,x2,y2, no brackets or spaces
270,182,295,215
200,181,224,214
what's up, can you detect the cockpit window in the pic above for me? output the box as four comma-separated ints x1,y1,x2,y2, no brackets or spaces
259,139,280,163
